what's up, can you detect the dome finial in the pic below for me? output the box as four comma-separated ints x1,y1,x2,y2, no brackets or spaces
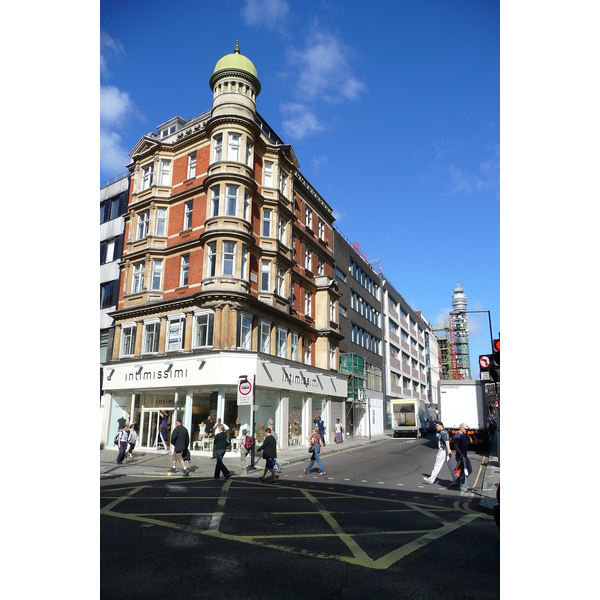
234,40,240,54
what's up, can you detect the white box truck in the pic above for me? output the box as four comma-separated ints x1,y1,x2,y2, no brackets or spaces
437,380,488,445
390,399,429,438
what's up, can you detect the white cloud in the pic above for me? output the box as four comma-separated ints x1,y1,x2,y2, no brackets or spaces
100,85,134,127
100,129,131,177
280,102,323,140
242,0,289,29
100,31,124,77
290,31,365,104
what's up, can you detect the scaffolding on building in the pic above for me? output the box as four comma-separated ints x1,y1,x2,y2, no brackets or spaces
339,353,367,437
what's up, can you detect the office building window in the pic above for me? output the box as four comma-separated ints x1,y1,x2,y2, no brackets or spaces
223,241,235,276
243,190,251,220
213,134,222,162
277,328,287,358
207,242,217,277
246,140,253,166
305,290,312,316
187,152,196,179
241,246,248,280
211,186,220,217
304,338,312,364
262,208,272,237
263,161,273,187
100,281,116,309
151,259,163,291
167,315,185,351
304,247,312,271
276,267,285,296
180,254,189,287
260,321,270,353
226,185,238,216
184,201,193,230
131,262,145,293
193,311,215,348
136,211,150,240
305,206,312,228
228,133,241,162
100,237,117,265
143,321,160,354
160,160,171,186
141,165,153,190
261,260,270,292
120,324,136,357
318,219,325,240
155,208,167,236
238,312,252,350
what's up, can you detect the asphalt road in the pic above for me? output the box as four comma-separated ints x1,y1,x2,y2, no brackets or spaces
101,437,499,600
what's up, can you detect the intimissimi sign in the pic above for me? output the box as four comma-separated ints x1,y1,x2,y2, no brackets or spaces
281,371,318,389
125,367,188,382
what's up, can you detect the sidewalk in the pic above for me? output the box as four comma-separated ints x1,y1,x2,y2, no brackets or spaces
479,435,500,513
101,433,499,513
101,433,389,478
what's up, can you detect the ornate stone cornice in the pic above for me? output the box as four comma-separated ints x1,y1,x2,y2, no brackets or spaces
293,171,333,217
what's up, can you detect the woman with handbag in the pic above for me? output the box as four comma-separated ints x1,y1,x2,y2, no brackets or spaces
304,426,326,475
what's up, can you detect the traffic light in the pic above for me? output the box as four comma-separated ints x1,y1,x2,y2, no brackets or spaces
490,337,500,382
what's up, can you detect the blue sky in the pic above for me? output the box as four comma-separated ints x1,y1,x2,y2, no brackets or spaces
100,0,500,376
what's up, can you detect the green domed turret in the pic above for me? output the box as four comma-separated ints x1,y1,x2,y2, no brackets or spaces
209,41,261,95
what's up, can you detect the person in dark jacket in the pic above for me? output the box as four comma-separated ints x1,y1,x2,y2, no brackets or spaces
170,418,190,476
213,424,231,479
256,427,278,483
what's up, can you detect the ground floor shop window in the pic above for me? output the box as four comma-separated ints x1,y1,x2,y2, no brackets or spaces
254,389,279,443
288,392,304,446
191,391,218,446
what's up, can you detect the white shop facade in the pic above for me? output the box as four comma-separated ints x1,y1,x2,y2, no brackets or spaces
101,351,348,452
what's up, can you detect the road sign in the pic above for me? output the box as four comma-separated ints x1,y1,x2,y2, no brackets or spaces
237,377,253,405
479,355,491,369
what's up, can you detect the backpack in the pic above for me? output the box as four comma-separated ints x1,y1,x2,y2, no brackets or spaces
244,435,254,451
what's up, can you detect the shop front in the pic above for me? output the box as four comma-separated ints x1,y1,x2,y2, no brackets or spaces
101,352,348,452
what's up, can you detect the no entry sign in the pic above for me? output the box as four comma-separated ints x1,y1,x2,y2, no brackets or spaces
237,377,253,405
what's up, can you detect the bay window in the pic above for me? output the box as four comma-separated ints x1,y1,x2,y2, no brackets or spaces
223,241,235,276
211,186,220,217
226,185,238,216
151,259,163,291
277,327,287,358
262,208,272,237
155,208,167,236
207,242,217,277
264,161,273,187
131,262,145,293
228,133,241,162
261,260,270,292
136,211,149,240
160,160,171,186
141,164,153,190
291,332,299,361
213,134,222,162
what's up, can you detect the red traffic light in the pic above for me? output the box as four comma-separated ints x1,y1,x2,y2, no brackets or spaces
493,338,500,352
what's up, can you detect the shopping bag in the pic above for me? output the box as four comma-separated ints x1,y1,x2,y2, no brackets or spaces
453,460,464,477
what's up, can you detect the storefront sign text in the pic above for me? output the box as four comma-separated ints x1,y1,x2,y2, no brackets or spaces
281,371,318,388
125,368,188,382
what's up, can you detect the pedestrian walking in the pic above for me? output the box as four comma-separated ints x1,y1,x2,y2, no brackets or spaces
212,418,229,458
159,410,169,447
423,421,457,485
116,423,130,464
170,417,190,476
256,427,278,483
317,416,326,446
304,426,326,475
235,428,251,476
334,418,344,443
127,423,138,459
270,425,283,472
453,423,473,494
213,424,232,479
